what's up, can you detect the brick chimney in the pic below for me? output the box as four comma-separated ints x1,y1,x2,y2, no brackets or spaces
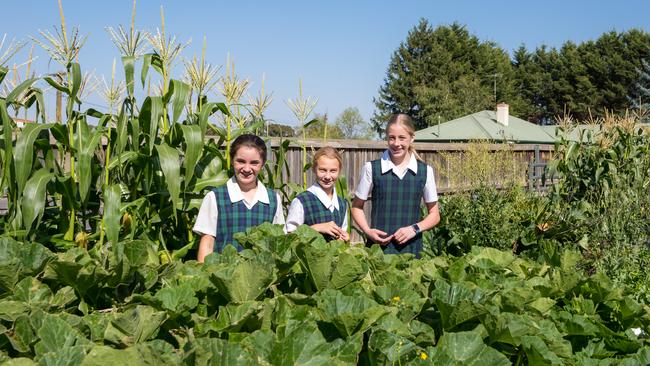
496,103,509,126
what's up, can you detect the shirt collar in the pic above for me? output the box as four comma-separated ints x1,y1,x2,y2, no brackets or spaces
226,177,270,205
380,149,418,174
307,183,339,211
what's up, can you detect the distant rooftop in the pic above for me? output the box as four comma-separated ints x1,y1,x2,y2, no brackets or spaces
414,108,556,144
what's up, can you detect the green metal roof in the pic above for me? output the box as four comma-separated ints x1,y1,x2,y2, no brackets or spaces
414,110,556,144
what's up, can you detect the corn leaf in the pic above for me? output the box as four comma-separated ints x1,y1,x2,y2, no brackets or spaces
14,123,51,195
0,100,13,193
198,102,230,136
180,124,203,186
155,143,181,220
190,170,229,194
69,63,82,102
76,118,103,204
6,78,38,105
122,55,135,97
21,168,54,232
43,76,69,94
165,79,191,125
114,101,130,155
107,151,140,171
141,53,152,87
104,184,121,246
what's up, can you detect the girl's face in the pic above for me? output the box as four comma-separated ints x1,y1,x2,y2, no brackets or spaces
387,123,413,161
314,156,340,192
232,146,264,187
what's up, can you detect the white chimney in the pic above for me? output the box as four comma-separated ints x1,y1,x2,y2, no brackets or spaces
496,103,509,126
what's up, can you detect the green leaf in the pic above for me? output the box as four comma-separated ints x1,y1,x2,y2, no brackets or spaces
521,335,565,365
104,184,122,246
213,301,263,333
0,100,13,194
190,170,229,193
34,314,88,357
303,118,320,129
316,289,389,337
154,284,199,315
107,151,140,171
186,338,257,365
428,331,511,366
0,300,30,322
39,345,86,366
115,100,132,155
180,124,203,187
270,320,363,365
75,118,103,204
164,79,191,124
6,315,35,354
210,253,276,303
69,62,82,101
122,55,135,97
139,96,163,154
155,143,181,219
21,168,54,231
13,123,51,195
294,230,335,291
367,329,418,365
329,250,368,289
82,341,181,366
141,53,152,88
120,240,160,267
44,76,69,94
197,102,230,136
0,239,54,291
103,305,167,347
12,276,53,305
6,77,38,104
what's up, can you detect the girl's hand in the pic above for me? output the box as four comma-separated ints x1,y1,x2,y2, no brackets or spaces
339,230,350,242
367,229,393,246
393,226,417,245
311,221,346,240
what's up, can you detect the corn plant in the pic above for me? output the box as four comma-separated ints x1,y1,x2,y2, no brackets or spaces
286,78,318,188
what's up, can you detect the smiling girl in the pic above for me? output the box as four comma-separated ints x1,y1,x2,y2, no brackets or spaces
194,134,284,262
351,114,440,257
285,146,349,242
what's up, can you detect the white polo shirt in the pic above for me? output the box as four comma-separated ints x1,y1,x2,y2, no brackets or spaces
193,177,285,237
354,150,438,202
285,184,349,233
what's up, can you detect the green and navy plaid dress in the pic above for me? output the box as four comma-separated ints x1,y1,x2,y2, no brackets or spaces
369,159,427,257
212,185,277,253
296,190,348,242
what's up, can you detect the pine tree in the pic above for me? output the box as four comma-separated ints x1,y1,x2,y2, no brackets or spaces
372,20,526,135
629,59,650,122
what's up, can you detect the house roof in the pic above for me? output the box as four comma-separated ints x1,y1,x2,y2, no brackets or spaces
414,110,556,144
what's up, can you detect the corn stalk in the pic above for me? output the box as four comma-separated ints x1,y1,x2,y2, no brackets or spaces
286,78,318,188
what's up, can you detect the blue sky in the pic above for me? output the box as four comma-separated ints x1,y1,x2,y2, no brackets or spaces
3,1,650,126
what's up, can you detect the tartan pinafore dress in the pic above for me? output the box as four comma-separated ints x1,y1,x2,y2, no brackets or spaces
369,159,427,257
212,184,277,253
296,190,347,242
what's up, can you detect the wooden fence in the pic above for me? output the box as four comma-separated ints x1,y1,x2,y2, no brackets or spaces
262,137,555,195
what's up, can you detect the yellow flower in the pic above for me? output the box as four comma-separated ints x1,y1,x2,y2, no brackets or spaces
420,351,428,360
392,296,401,302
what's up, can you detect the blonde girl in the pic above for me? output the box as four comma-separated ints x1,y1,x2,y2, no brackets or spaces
351,114,439,257
285,146,349,241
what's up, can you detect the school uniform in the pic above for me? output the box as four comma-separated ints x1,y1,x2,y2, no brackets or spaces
354,150,438,257
285,184,348,241
193,177,285,253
